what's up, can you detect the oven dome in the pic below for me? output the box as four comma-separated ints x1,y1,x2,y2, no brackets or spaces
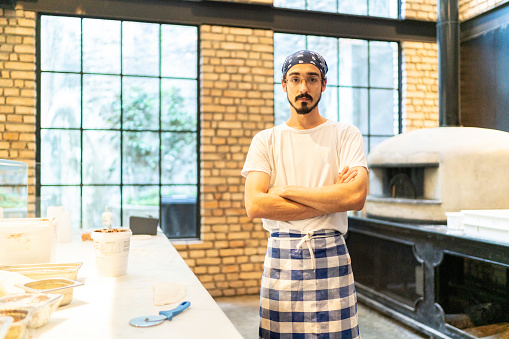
365,127,509,223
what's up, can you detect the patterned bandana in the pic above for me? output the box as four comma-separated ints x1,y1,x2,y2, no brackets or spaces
281,50,328,78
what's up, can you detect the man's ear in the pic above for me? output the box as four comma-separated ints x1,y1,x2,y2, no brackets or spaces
321,78,327,92
282,79,287,93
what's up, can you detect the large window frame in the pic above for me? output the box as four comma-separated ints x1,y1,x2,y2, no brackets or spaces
273,0,400,19
36,14,200,239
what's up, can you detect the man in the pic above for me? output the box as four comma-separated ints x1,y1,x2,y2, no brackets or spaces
242,50,368,338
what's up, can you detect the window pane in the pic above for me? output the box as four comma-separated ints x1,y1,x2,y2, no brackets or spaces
41,16,81,72
83,19,121,74
370,41,398,88
83,75,121,129
123,77,160,130
40,186,81,231
340,88,368,134
273,0,305,10
122,22,159,76
369,0,398,18
319,86,338,122
274,86,289,126
123,132,159,184
274,33,306,82
161,25,197,79
339,0,368,16
307,0,337,12
161,79,197,131
370,89,398,135
307,36,338,85
83,130,121,185
161,132,197,185
41,130,81,185
41,73,81,128
82,186,121,229
340,39,368,87
161,185,197,238
123,185,159,223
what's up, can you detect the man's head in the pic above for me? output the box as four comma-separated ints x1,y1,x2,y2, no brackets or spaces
281,50,328,115
281,50,328,80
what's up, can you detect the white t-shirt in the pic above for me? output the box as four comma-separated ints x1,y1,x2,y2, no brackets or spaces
241,119,368,234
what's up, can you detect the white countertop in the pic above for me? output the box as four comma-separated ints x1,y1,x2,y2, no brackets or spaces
31,233,243,339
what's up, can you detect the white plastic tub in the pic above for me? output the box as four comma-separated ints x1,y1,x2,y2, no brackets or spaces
0,219,56,265
446,212,464,231
461,209,509,242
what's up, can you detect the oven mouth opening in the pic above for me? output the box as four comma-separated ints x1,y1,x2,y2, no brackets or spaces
372,163,438,200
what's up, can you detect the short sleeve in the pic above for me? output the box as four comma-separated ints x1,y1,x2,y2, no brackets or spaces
339,126,368,171
241,130,271,178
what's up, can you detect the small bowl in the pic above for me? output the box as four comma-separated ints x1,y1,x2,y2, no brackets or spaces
0,293,63,328
0,309,32,339
16,278,83,307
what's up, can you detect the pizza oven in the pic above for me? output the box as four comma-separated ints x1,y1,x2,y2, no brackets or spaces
365,126,509,223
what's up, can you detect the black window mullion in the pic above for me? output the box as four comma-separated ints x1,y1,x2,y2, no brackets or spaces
159,23,163,228
80,17,84,229
119,20,124,227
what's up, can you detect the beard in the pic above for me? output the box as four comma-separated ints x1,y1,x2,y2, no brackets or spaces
288,92,321,115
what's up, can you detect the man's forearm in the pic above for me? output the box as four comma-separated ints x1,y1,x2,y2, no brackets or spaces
245,191,327,221
271,168,368,213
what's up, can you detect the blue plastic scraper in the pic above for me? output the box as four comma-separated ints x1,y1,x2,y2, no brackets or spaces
129,301,191,327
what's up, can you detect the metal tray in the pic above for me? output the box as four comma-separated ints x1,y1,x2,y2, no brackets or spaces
16,278,84,307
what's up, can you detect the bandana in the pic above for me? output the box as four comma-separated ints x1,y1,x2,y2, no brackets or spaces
281,50,328,78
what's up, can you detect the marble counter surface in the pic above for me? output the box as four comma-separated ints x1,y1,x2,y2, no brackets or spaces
31,232,242,339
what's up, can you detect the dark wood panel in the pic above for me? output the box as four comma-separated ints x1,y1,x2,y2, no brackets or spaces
460,4,509,132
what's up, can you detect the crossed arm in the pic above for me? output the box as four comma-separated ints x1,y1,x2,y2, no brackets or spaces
244,166,368,221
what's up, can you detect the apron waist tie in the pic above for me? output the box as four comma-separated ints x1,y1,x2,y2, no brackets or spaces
296,233,316,269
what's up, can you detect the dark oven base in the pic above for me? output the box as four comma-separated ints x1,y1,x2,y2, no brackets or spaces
347,216,509,339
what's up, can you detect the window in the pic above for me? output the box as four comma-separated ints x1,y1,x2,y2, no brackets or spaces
274,33,400,154
273,0,399,18
38,15,199,238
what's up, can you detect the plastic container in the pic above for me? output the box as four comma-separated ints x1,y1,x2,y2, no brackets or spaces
0,316,13,339
0,219,56,265
0,308,32,339
91,228,132,277
0,293,63,328
0,263,82,281
462,209,509,242
446,212,464,231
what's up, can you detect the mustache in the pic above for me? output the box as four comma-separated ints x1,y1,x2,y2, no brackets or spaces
295,94,313,101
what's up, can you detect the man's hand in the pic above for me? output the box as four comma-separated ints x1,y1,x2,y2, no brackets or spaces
337,166,357,184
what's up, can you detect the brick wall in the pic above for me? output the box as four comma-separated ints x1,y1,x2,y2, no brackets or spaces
402,1,439,131
171,25,274,297
402,0,437,21
401,42,439,131
459,0,509,20
0,6,36,216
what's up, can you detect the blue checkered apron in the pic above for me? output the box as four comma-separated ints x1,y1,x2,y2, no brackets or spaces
259,229,360,339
